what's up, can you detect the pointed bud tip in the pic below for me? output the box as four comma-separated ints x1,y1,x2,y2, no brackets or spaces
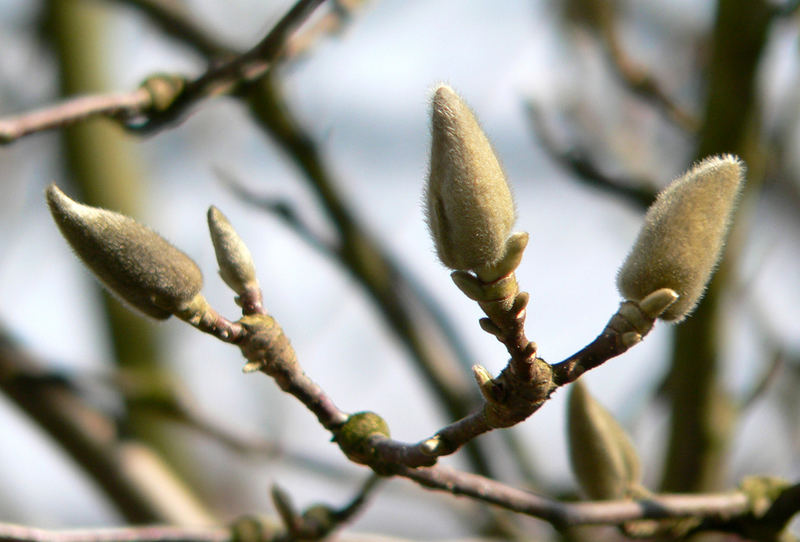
431,84,461,116
45,183,67,210
432,83,456,100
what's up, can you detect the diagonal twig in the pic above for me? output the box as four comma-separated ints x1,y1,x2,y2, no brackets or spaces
587,1,699,132
526,101,658,209
0,0,327,143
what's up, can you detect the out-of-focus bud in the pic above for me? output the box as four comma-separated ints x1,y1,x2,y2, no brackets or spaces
425,84,516,272
617,155,745,322
207,206,257,295
567,380,641,500
46,184,203,320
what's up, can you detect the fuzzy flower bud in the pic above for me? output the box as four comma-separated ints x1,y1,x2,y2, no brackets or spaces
425,84,516,272
46,184,203,320
567,380,641,500
617,155,745,322
207,206,257,295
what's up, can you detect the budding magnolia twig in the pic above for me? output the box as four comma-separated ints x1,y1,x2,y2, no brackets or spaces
425,84,516,273
617,155,745,322
46,185,203,319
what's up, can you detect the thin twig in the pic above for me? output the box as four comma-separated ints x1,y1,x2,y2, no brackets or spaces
215,168,338,257
395,464,765,528
110,368,358,481
0,524,230,542
0,0,327,143
281,0,368,60
359,294,663,467
0,89,151,143
590,2,699,132
271,474,383,539
771,0,800,17
333,474,383,524
526,101,657,209
740,349,785,410
108,0,365,63
110,0,233,58
130,0,328,133
0,519,456,542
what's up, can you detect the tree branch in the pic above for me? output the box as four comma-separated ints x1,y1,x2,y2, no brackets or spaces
0,90,151,143
0,524,229,542
396,465,800,535
526,101,658,209
0,475,384,542
131,0,327,133
110,0,232,58
0,0,327,143
0,328,211,524
587,1,699,132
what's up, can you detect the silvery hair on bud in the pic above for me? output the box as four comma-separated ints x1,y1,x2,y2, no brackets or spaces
425,84,516,271
617,155,745,322
46,185,203,320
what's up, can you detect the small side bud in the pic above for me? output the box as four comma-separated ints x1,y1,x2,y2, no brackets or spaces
420,436,442,456
472,364,500,402
567,381,641,500
46,185,202,319
300,505,337,535
511,292,530,318
425,84,516,271
638,288,679,319
335,411,390,465
207,206,257,295
478,317,502,337
617,155,745,322
450,271,485,301
140,74,186,113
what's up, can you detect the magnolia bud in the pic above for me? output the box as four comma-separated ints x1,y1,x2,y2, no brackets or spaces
46,184,203,319
207,206,257,295
567,380,641,500
425,84,516,272
617,155,745,322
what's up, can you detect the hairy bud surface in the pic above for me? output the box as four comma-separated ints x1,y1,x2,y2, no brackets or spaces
425,84,515,271
46,184,203,319
617,155,745,322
